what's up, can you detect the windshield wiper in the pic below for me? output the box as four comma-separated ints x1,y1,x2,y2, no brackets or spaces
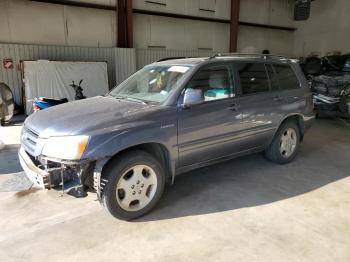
107,94,148,104
107,94,127,100
126,97,148,104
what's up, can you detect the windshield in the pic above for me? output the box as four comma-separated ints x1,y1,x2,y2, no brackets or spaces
108,64,193,104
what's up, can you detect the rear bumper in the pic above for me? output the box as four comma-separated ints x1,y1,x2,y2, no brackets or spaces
304,112,316,131
18,147,50,189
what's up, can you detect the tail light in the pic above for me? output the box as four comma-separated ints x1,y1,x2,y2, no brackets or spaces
309,94,315,111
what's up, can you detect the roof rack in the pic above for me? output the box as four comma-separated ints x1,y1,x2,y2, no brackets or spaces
209,53,289,60
156,57,189,62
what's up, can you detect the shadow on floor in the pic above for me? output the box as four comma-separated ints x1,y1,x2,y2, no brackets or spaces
0,114,25,175
0,144,22,174
137,119,350,221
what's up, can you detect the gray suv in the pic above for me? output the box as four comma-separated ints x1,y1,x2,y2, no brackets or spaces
19,54,315,220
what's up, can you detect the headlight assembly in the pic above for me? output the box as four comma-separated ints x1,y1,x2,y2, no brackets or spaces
42,135,89,160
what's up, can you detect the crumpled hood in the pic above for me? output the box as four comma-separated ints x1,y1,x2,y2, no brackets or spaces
25,96,157,138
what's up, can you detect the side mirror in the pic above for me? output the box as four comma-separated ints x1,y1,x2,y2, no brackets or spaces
183,89,204,107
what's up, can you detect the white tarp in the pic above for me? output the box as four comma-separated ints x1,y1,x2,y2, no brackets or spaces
23,60,109,114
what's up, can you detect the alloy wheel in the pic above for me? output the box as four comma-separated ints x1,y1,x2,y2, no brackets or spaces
279,128,297,158
116,165,158,211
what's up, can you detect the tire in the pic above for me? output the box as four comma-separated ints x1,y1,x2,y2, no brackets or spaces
265,121,300,164
312,83,327,94
101,150,165,220
328,86,342,97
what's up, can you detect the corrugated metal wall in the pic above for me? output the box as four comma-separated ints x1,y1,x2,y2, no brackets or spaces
0,43,215,106
0,43,117,105
114,48,136,85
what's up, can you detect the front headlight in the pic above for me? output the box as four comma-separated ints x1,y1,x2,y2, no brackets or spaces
42,135,89,160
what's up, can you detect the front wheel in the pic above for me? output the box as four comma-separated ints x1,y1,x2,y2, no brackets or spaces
265,121,300,164
101,150,165,220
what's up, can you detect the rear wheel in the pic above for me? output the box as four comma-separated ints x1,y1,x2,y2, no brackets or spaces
101,150,165,220
265,121,300,164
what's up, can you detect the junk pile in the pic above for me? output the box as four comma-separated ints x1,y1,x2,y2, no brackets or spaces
301,54,350,118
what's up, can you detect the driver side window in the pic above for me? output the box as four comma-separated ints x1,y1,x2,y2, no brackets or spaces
186,64,234,102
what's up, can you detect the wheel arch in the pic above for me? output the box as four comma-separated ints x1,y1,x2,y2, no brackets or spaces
99,142,175,185
273,114,305,142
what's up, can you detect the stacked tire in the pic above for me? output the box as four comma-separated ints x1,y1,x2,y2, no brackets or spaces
312,75,350,97
312,75,350,116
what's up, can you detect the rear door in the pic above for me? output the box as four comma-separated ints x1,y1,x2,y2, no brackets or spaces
272,63,306,110
234,62,284,149
177,63,244,167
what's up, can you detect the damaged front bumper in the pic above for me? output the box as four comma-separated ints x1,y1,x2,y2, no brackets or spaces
18,146,92,191
18,146,106,199
18,147,51,189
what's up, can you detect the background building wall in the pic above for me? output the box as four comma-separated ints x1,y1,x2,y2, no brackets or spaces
0,0,296,54
130,0,231,51
1,0,350,57
133,0,230,19
240,0,295,28
238,0,295,56
237,26,294,56
133,14,229,51
294,0,350,57
0,0,116,47
117,0,296,54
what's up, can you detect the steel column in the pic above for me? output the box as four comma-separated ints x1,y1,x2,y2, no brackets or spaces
117,0,133,48
126,0,133,48
229,0,240,52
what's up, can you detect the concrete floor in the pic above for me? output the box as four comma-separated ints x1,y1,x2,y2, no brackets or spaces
0,117,350,262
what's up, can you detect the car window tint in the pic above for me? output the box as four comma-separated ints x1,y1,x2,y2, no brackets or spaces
238,63,269,95
266,64,279,91
186,64,233,101
274,64,300,90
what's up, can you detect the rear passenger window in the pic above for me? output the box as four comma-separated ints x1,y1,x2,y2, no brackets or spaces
274,64,300,90
238,63,269,95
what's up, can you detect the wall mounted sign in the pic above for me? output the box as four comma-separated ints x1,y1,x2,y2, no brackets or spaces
3,58,14,69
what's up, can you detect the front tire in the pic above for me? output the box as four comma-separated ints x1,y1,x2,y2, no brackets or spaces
265,121,300,164
101,150,165,220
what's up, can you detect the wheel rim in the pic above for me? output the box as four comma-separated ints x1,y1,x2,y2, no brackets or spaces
279,128,297,158
116,165,158,212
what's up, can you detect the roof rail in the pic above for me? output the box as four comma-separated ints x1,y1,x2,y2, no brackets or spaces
209,53,289,60
156,57,189,62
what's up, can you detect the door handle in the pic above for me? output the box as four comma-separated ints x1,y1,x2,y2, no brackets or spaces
227,103,239,111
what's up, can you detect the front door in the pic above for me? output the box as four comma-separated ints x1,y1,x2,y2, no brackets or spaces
177,63,243,167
